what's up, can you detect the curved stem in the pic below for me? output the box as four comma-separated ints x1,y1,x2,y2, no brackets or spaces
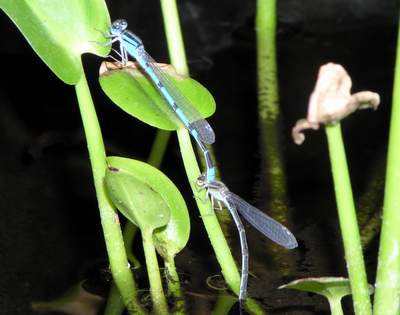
123,223,140,268
75,70,145,314
328,297,344,315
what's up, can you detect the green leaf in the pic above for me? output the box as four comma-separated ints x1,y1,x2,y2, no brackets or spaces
279,277,374,315
99,62,216,131
0,0,111,84
105,165,170,232
107,156,190,257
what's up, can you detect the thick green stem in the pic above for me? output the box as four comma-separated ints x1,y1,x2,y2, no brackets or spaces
325,123,372,315
104,223,140,315
104,222,140,315
164,255,180,296
255,0,294,275
164,255,185,314
75,71,145,314
104,285,126,315
373,17,400,315
255,0,287,205
142,229,169,314
211,294,237,315
328,297,344,315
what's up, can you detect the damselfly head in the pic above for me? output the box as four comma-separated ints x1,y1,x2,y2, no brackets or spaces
196,174,207,188
111,19,128,34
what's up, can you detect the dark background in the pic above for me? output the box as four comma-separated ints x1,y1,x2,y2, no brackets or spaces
0,0,398,314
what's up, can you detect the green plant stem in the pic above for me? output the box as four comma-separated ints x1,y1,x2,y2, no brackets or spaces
104,284,126,315
325,123,372,315
148,130,171,167
104,227,142,315
142,229,169,314
255,0,294,275
123,223,140,268
105,223,140,315
373,18,400,315
328,297,344,315
360,211,382,250
160,0,188,75
164,255,185,313
211,294,237,315
357,153,384,249
164,255,180,296
75,70,145,315
357,153,385,228
255,0,287,205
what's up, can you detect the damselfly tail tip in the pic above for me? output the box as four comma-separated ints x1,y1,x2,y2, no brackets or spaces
284,235,298,249
287,239,298,249
203,126,216,144
191,120,215,144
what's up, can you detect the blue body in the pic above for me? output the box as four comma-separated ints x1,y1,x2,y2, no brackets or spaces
108,19,215,181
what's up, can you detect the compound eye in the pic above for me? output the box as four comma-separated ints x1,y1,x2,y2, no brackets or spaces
113,19,128,31
196,175,206,187
119,20,128,30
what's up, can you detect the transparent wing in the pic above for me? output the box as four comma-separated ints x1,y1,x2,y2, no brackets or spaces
226,192,298,249
136,48,215,144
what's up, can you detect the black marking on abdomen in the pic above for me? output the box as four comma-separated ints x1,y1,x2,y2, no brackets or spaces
171,102,179,111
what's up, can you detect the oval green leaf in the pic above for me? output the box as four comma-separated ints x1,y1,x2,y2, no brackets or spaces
0,0,111,84
107,156,190,257
105,166,170,231
99,61,216,131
